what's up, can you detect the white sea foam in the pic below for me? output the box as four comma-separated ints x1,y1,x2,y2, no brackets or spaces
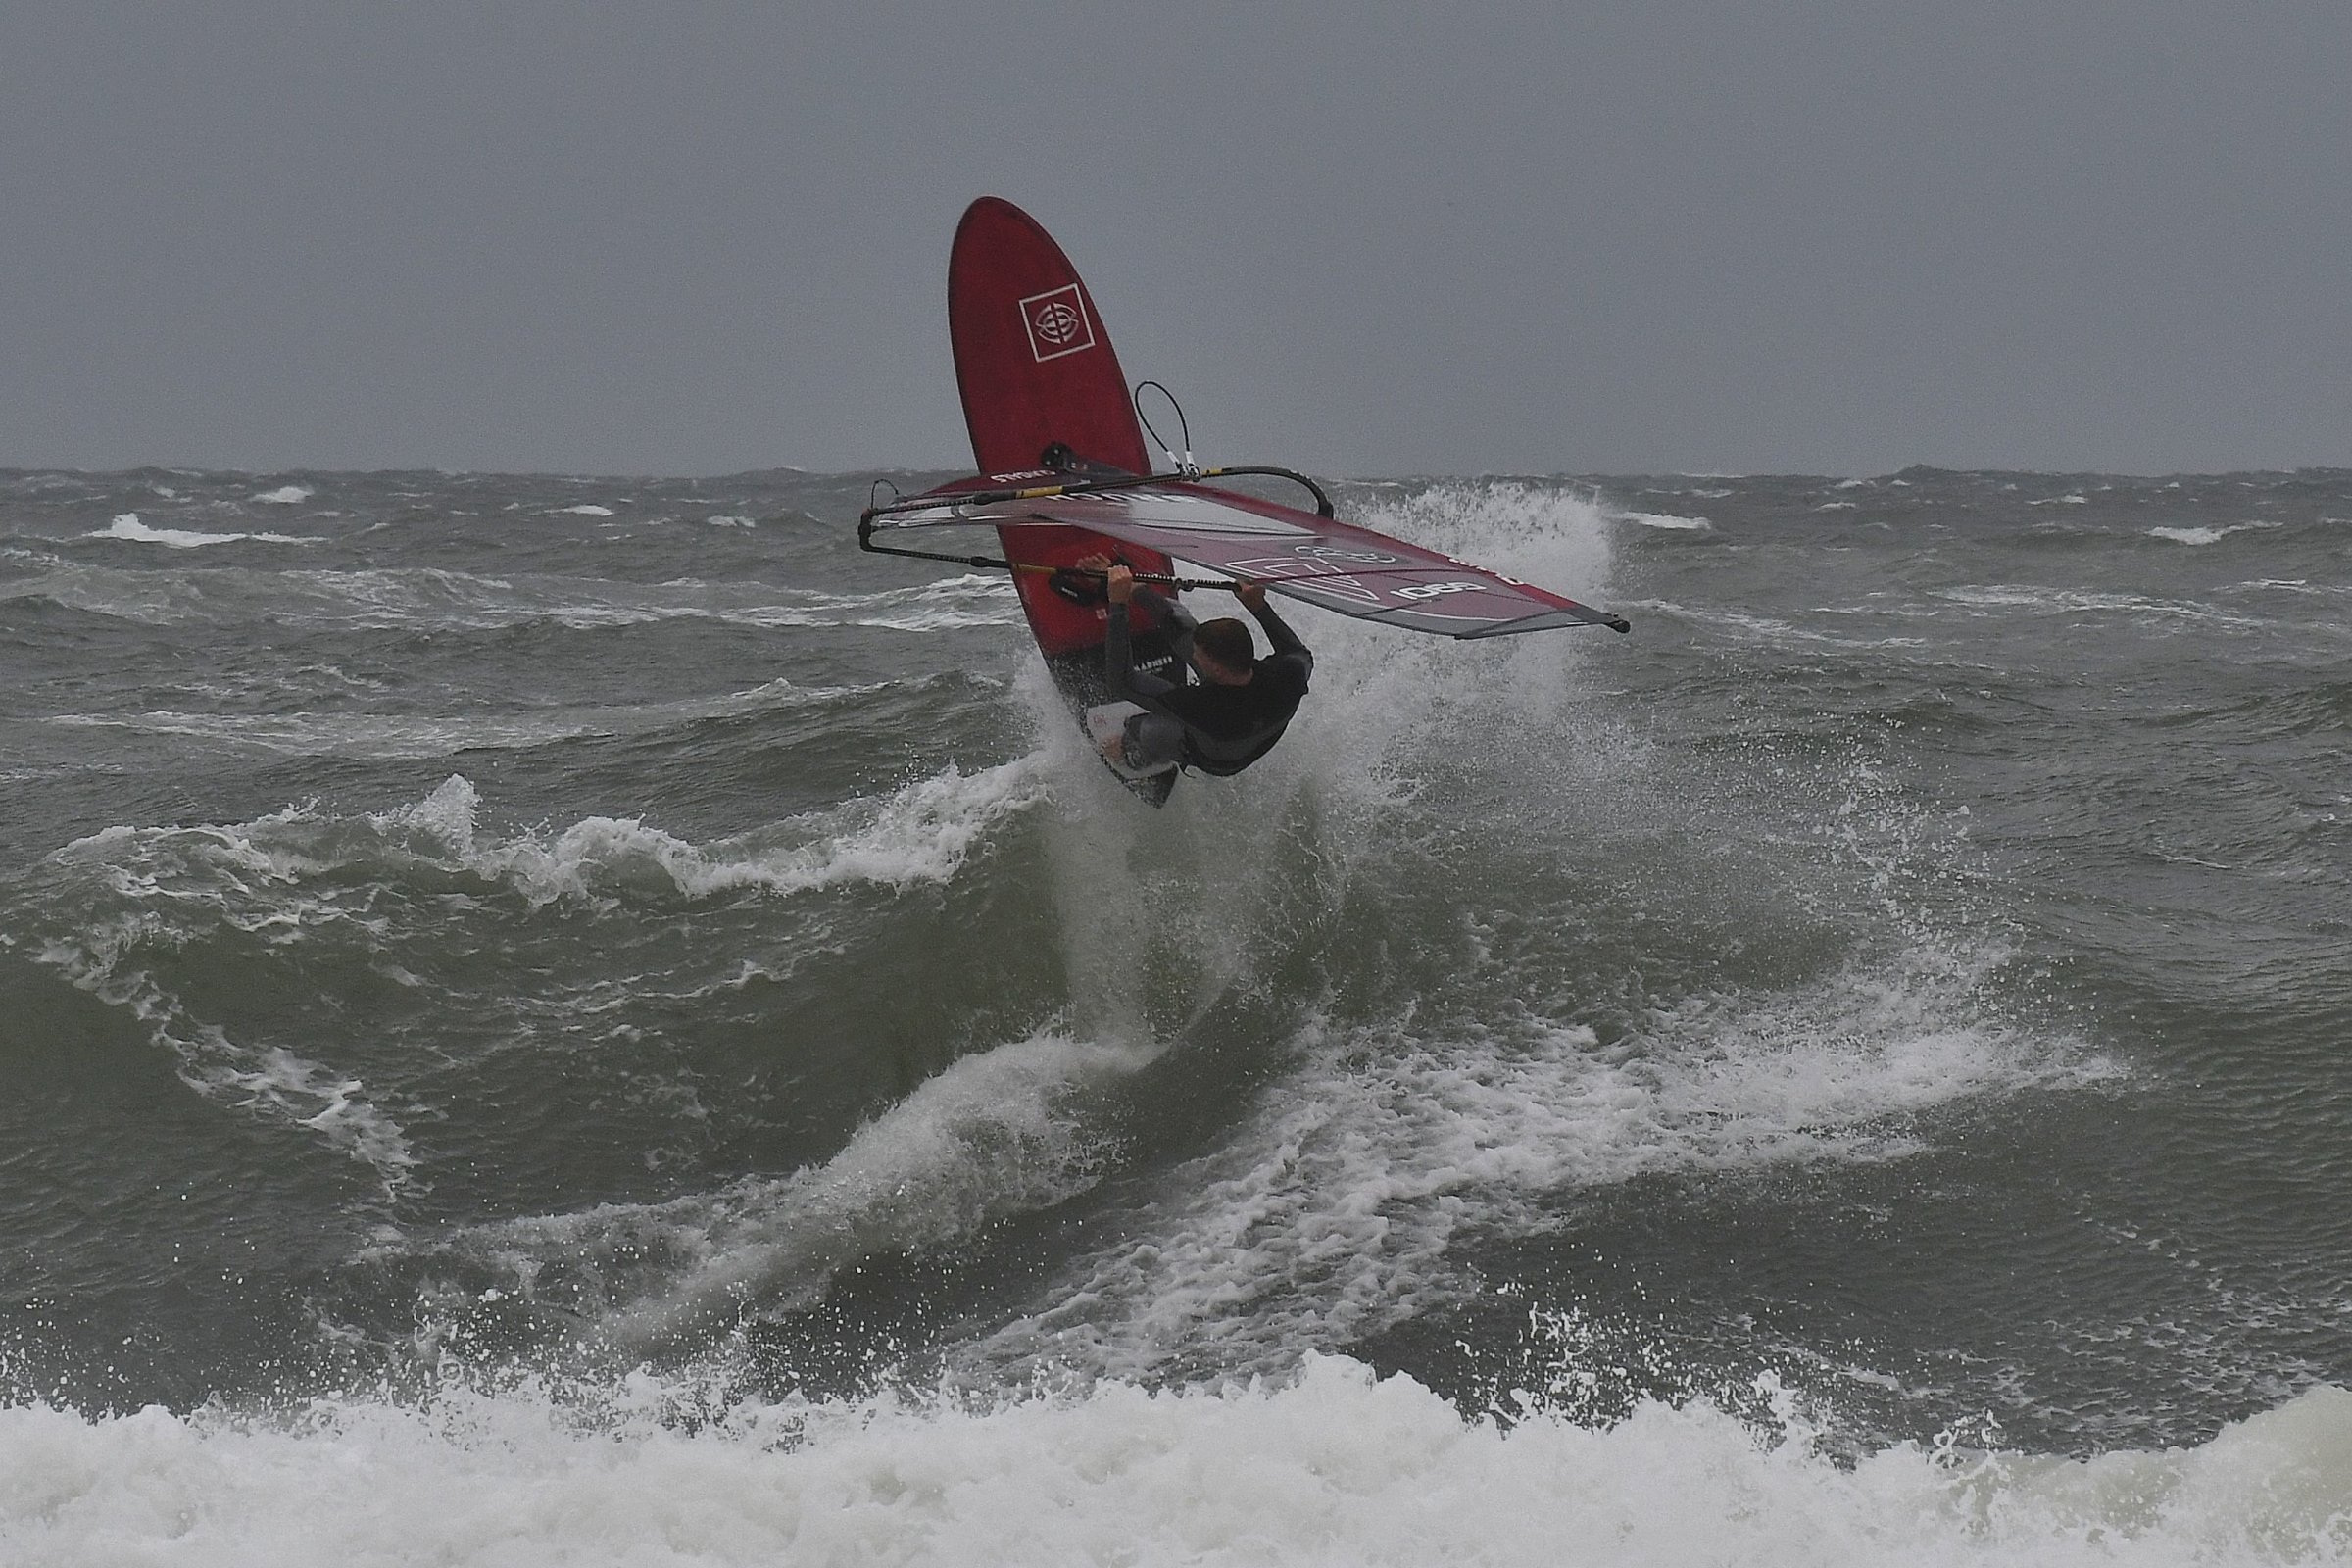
378,760,1048,906
2148,522,2279,546
1354,482,1614,597
557,504,615,516
441,1026,1156,1349
959,946,2105,1386
1217,480,1621,814
1614,509,1713,530
1623,599,1929,651
33,819,416,1191
1935,584,2277,635
251,484,312,505
44,709,621,759
311,753,1135,1345
45,676,876,760
86,514,312,548
22,742,1057,1201
2240,579,2352,601
0,562,1019,632
7,1361,2351,1566
23,760,1050,1195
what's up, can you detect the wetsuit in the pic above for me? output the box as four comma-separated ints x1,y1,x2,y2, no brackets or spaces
1104,587,1313,775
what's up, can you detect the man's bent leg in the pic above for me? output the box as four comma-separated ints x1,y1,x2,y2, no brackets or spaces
1120,711,1187,770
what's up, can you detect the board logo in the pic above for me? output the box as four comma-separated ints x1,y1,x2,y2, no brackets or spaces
1295,543,1400,565
1019,285,1097,363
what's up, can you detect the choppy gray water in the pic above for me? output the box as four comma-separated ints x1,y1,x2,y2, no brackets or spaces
5,465,2351,1563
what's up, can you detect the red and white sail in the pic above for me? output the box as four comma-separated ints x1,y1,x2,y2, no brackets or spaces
871,476,1627,639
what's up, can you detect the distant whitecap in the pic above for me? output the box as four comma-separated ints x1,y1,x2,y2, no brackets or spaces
88,514,311,548
1614,511,1712,531
2148,522,2278,546
252,484,312,505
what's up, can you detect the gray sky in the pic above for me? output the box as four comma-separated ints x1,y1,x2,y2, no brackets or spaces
5,1,2346,476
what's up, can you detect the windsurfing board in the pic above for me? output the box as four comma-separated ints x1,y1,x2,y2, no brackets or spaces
1083,700,1180,784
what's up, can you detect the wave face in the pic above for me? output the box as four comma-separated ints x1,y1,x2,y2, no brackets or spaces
6,464,2352,1563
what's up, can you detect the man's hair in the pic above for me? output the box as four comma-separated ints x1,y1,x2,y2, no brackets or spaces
1193,618,1255,673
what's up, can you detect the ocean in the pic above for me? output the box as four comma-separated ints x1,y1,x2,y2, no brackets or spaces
3,464,2350,1563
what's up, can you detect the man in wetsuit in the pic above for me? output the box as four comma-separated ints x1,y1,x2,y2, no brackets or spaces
1094,559,1312,776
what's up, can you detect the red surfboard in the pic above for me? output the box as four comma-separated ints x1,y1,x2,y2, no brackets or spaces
947,198,1179,664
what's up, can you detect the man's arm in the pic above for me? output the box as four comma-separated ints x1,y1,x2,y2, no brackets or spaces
1135,583,1198,676
1105,565,1179,699
1237,581,1312,679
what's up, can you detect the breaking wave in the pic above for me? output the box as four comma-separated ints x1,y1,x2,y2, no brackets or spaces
8,1361,2352,1566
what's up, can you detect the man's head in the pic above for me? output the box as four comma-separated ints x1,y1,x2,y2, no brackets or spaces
1192,618,1256,684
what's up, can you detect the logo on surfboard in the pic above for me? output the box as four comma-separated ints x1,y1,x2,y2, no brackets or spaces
1019,285,1097,362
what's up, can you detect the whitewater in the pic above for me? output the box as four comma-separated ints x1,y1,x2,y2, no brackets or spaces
5,465,2352,1564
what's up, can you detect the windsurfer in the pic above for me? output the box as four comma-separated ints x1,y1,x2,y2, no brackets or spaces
1085,555,1312,776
